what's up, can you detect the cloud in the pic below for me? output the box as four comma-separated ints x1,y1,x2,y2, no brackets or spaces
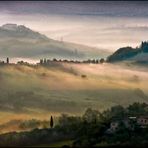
1,1,148,51
1,1,148,17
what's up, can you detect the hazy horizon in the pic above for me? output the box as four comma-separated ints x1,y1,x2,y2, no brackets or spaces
1,1,148,51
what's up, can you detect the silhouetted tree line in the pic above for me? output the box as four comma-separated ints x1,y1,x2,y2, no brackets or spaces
0,102,147,147
0,57,106,66
39,58,105,65
107,41,148,62
140,41,148,52
0,57,9,65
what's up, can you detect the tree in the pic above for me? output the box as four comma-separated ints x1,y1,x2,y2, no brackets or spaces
6,57,9,64
50,116,54,128
127,102,148,116
53,58,57,62
40,59,43,64
43,58,47,64
83,108,100,123
109,105,126,120
100,58,105,64
141,41,148,52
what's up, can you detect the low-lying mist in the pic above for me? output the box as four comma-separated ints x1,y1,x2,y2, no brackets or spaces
0,63,148,132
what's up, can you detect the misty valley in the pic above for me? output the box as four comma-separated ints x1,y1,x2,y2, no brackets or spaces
0,56,148,134
0,25,148,147
0,1,148,147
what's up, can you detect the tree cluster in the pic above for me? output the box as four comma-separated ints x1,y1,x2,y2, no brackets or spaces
0,102,147,147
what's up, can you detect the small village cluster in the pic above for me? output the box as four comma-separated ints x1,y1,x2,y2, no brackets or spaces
107,116,148,133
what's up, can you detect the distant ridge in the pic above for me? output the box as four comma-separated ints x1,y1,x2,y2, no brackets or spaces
0,23,49,41
0,23,110,60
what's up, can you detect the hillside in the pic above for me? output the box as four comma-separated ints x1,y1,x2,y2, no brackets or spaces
0,24,110,60
0,63,148,133
107,41,148,64
0,24,49,41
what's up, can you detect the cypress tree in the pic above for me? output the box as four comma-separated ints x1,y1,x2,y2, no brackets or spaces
50,116,54,128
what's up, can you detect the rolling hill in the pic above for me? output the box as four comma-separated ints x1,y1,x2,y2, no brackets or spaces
107,41,148,65
0,63,148,129
0,24,110,61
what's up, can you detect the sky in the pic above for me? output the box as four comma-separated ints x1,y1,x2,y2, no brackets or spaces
1,1,148,51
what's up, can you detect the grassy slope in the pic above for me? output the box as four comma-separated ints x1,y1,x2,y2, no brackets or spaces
0,63,148,132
